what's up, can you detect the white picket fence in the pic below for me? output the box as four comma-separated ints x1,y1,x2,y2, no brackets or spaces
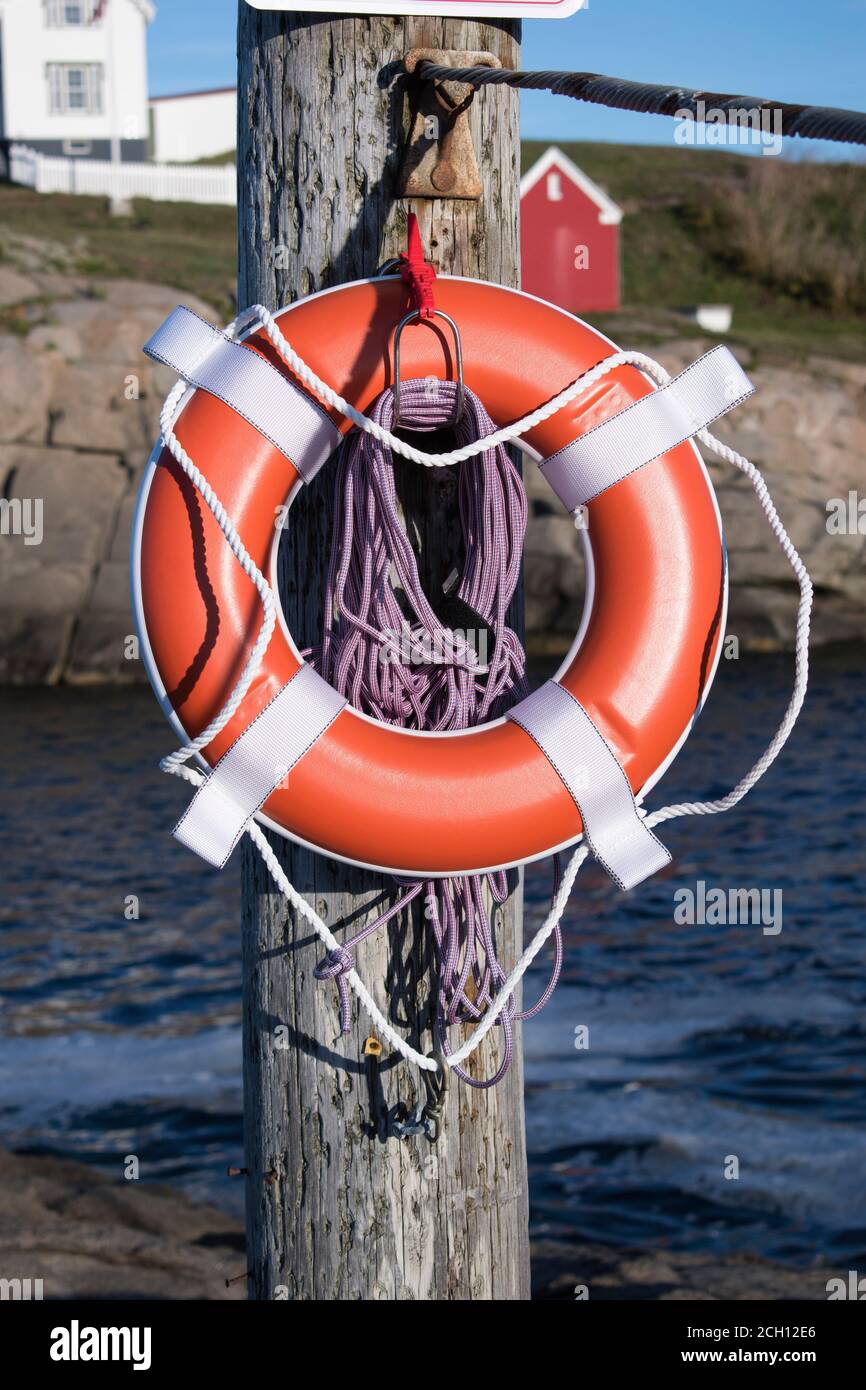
9,144,236,206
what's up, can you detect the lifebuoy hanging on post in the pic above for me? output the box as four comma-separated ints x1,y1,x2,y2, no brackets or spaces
133,275,748,882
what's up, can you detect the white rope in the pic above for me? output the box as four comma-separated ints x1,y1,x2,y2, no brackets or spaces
155,313,812,1076
444,429,813,1066
252,302,671,468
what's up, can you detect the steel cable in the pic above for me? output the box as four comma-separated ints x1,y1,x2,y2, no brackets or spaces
414,63,866,148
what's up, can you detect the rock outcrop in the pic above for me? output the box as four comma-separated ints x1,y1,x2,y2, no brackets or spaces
0,1147,245,1300
531,1238,834,1301
0,267,208,683
0,266,862,684
526,337,866,656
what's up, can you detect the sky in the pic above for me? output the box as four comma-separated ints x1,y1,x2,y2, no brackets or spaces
147,0,866,157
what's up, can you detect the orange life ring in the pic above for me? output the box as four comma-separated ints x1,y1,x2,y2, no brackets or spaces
132,276,726,877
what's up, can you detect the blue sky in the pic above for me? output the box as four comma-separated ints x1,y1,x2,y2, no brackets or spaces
147,0,866,156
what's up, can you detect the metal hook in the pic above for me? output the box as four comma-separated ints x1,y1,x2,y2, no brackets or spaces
421,1049,450,1144
392,309,465,431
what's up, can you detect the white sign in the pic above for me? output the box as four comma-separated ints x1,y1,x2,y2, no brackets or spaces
245,0,586,18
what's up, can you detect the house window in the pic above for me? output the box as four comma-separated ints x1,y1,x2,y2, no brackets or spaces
47,65,104,116
45,1,100,26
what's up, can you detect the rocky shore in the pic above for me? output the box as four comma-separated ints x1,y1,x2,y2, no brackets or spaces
0,1148,835,1301
0,264,211,684
531,1240,833,1302
0,1148,246,1301
0,260,863,684
524,329,866,656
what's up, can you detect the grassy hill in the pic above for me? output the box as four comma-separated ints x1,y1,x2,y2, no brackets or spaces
523,141,866,360
0,181,238,320
1,142,863,357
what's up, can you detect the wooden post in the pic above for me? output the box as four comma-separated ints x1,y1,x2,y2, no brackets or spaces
237,5,528,1301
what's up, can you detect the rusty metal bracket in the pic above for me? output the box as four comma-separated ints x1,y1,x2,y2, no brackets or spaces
398,49,501,200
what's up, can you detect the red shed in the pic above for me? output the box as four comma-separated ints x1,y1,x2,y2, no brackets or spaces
520,146,623,314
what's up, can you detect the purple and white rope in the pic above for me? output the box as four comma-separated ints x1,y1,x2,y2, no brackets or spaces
308,377,562,1086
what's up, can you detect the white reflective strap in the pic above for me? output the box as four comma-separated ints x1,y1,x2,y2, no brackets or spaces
540,345,754,511
174,665,347,868
508,681,671,891
144,306,340,483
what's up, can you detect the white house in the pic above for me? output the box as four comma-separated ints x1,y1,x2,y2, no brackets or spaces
149,86,236,164
0,0,154,163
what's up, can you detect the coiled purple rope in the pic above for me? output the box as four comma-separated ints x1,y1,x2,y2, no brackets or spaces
310,376,563,1086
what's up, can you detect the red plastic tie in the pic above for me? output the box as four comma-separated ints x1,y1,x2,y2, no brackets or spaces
399,213,436,320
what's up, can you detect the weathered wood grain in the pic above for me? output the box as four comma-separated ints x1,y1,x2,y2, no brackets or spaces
237,4,529,1301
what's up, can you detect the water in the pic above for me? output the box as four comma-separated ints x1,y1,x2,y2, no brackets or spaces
0,650,864,1270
